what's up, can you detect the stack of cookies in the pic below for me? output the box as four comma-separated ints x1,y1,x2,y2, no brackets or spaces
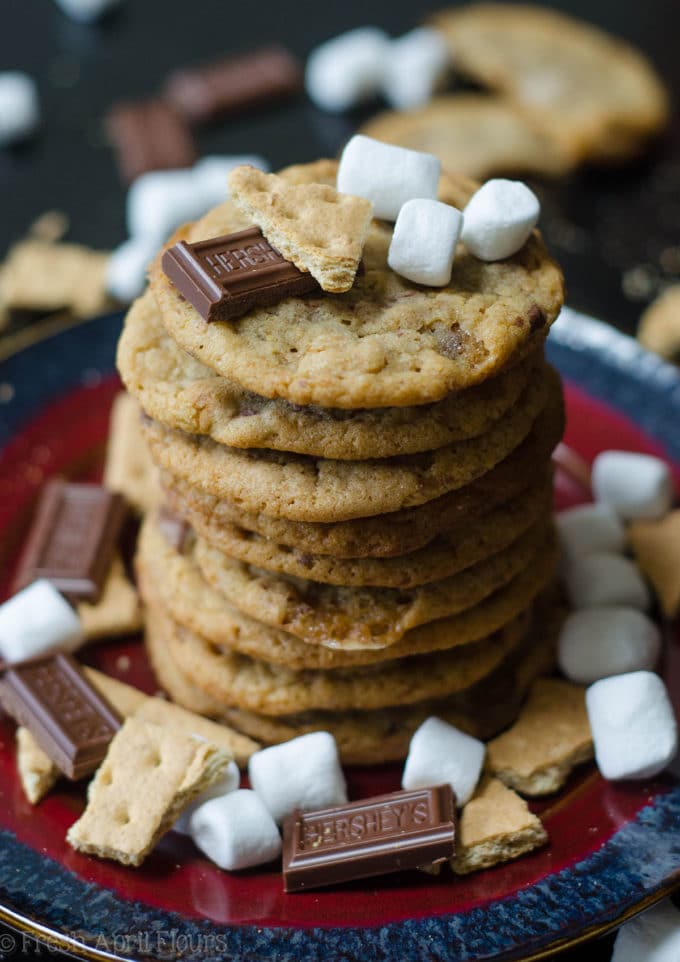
118,157,566,764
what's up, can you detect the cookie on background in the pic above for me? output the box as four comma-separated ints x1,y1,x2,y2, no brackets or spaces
429,3,669,166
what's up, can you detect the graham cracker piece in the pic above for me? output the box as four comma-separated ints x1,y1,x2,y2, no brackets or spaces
637,284,680,362
452,777,547,875
66,717,232,866
84,665,260,766
134,696,260,768
0,239,110,317
16,727,59,805
77,555,143,641
83,667,149,718
629,510,680,618
486,678,593,795
228,165,373,293
103,392,160,515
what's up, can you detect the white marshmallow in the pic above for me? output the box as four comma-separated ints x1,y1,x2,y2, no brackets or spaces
0,580,82,664
192,154,269,204
126,156,270,244
388,199,462,286
592,451,673,521
126,169,204,242
586,671,678,780
52,0,122,21
189,789,281,871
105,235,159,303
558,607,662,685
248,731,347,824
305,28,390,113
462,179,540,261
0,72,39,147
383,28,451,110
402,716,485,807
557,502,626,565
337,135,441,221
564,552,650,610
174,760,240,835
612,899,680,962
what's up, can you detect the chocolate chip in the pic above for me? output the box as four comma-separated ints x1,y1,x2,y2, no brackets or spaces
528,305,546,331
436,323,468,359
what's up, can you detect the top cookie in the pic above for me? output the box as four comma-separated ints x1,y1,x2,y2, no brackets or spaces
150,159,564,409
429,5,669,166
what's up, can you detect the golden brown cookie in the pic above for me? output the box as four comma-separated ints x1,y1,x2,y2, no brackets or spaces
629,510,680,619
429,4,669,165
142,367,554,524
136,513,559,669
361,95,571,179
145,588,561,764
185,474,552,588
193,518,549,650
118,290,541,460
144,589,531,714
160,384,564,558
149,159,564,408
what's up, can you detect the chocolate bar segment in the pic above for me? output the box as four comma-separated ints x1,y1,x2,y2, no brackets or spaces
165,46,302,124
162,227,321,322
282,785,456,892
157,505,190,553
0,653,122,780
13,479,128,603
106,99,197,183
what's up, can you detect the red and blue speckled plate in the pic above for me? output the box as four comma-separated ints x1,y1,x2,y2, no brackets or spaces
0,307,679,962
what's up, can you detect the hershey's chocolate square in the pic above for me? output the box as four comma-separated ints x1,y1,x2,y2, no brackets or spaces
0,653,121,780
13,479,127,603
161,227,320,322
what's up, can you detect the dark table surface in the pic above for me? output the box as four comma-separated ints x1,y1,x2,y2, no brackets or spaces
1,1,679,960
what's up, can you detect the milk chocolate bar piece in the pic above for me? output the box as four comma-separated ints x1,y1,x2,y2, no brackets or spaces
13,479,128,603
165,46,302,124
162,227,321,322
0,653,122,780
282,785,456,892
157,505,190,553
106,99,197,183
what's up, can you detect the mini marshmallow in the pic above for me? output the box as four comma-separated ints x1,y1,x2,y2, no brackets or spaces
592,451,673,521
105,235,159,303
558,607,662,685
383,28,451,110
174,760,240,836
612,899,680,962
461,179,540,261
557,502,626,564
0,72,39,147
402,716,485,807
248,731,347,823
586,671,678,780
564,552,650,610
0,580,83,664
52,0,122,22
337,135,441,221
189,789,281,871
388,199,462,286
305,28,390,113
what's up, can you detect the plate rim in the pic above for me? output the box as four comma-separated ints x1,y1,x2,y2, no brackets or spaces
0,306,679,962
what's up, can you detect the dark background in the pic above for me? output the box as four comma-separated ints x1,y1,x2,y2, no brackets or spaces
0,0,678,959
